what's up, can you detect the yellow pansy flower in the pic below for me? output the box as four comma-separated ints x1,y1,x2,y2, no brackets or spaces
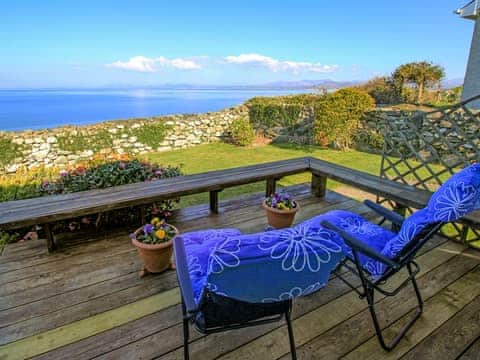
151,217,161,226
155,229,166,239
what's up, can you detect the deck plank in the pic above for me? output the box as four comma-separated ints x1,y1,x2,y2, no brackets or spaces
401,295,480,360
343,265,480,360
0,185,479,360
458,336,480,359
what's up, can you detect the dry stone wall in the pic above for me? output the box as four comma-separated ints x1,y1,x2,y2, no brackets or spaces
1,106,247,173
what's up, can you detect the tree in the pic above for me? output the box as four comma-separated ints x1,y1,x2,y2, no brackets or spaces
392,62,445,103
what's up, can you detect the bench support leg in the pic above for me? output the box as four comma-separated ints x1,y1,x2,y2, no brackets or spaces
266,178,278,197
311,173,327,198
140,206,147,224
44,224,56,253
210,190,220,214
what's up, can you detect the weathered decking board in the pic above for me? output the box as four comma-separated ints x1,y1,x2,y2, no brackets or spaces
0,184,479,360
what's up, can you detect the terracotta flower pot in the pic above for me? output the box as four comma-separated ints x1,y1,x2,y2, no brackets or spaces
262,200,299,229
131,224,179,277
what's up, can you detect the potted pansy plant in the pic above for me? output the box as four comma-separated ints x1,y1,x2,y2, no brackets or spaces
263,191,299,229
130,218,179,277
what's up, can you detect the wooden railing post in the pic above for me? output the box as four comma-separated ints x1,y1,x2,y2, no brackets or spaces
266,178,278,197
311,172,327,198
210,190,221,214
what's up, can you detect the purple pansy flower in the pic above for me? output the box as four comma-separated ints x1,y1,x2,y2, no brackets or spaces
143,224,154,234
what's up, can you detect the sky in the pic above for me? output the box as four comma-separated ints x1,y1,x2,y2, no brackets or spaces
0,0,476,88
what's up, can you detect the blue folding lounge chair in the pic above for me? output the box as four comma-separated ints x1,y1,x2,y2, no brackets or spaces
316,163,480,350
173,225,345,360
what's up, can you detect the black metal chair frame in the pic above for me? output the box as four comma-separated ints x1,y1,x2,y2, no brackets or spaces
322,200,443,351
174,237,297,360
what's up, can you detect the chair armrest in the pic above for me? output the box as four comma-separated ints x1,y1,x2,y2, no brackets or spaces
363,200,405,227
321,220,400,270
173,236,198,314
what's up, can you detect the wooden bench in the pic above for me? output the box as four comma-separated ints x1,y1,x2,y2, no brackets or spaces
1,156,478,252
0,158,310,251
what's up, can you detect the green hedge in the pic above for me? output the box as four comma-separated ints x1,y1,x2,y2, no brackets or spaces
246,94,324,131
314,88,375,149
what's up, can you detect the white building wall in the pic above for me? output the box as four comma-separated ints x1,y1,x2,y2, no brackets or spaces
462,16,480,107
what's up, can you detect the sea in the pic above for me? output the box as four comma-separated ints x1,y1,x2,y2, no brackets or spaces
0,88,306,131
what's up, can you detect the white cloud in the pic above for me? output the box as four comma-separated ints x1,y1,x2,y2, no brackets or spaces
224,53,338,74
170,58,201,70
106,56,201,72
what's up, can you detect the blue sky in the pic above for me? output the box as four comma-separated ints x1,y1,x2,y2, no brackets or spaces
0,0,475,88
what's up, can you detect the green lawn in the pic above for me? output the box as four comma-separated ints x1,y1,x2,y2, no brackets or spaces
145,143,383,207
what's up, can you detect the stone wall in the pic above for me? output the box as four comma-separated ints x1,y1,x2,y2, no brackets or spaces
0,106,247,173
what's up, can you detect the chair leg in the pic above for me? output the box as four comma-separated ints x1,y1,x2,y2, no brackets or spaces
181,301,190,360
366,267,424,351
285,306,297,360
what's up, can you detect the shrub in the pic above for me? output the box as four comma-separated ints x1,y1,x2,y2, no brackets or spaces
38,160,182,195
37,160,182,230
128,121,170,149
246,94,324,133
356,77,404,105
229,117,255,146
314,88,375,149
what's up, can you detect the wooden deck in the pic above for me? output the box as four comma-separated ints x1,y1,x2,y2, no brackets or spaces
1,184,480,359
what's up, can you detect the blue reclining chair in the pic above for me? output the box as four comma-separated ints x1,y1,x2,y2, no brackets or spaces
316,163,480,350
174,225,345,360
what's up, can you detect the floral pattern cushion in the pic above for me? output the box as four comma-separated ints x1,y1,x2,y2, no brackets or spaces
205,222,344,303
181,222,344,304
303,210,397,278
181,228,243,304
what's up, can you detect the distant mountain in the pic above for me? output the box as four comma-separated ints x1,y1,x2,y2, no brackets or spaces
260,79,361,89
442,78,463,89
64,80,363,91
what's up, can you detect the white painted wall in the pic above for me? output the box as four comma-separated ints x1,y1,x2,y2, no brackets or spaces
462,16,480,108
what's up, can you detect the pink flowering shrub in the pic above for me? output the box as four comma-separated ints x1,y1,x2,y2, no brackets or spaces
37,160,182,229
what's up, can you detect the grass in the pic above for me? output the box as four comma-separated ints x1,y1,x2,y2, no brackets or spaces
145,142,384,207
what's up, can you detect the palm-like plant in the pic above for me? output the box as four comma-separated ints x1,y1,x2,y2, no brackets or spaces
392,61,445,103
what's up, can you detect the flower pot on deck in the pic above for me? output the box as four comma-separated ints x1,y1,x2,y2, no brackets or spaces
262,200,299,229
131,224,179,277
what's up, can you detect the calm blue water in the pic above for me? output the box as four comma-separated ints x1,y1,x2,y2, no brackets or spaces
0,89,305,131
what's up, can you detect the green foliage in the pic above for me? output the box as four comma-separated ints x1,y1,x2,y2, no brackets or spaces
57,122,169,153
354,129,385,152
392,61,445,103
57,128,114,153
0,136,21,167
136,221,177,244
0,230,20,253
314,88,375,149
0,166,60,202
38,160,182,195
128,121,169,148
426,86,463,107
356,76,404,105
229,117,255,146
246,94,323,131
